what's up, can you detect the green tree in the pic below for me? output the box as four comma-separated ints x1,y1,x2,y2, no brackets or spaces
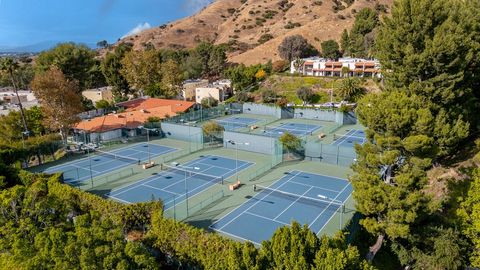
159,59,183,98
458,169,480,267
351,8,378,36
95,99,112,110
181,51,203,79
202,121,224,143
296,86,314,105
201,97,218,108
120,49,163,96
374,0,478,154
321,40,341,59
278,35,318,62
0,106,45,143
293,58,305,74
0,58,29,135
337,78,365,101
96,40,108,48
196,41,214,76
101,43,133,100
340,29,351,56
35,43,105,90
208,45,227,77
279,132,302,158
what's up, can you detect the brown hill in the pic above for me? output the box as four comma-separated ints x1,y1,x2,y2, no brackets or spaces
118,0,392,65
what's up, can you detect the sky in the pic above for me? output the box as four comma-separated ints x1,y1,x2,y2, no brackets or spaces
0,0,213,49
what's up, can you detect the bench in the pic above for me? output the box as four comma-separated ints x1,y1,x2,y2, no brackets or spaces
250,125,258,130
142,161,155,169
229,180,241,191
318,133,326,139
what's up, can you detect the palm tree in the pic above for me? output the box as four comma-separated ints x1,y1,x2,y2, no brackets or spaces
293,58,305,75
0,58,29,135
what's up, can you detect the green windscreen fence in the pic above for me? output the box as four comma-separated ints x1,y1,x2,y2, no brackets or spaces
304,141,357,167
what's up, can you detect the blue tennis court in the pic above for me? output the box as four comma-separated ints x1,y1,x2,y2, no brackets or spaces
216,116,259,131
262,123,321,137
333,129,366,147
43,143,177,183
210,170,352,245
107,155,254,209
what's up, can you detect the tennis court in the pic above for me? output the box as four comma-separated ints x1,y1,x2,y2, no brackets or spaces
262,123,322,137
107,155,254,208
210,170,352,245
333,129,366,147
215,116,259,131
43,143,177,183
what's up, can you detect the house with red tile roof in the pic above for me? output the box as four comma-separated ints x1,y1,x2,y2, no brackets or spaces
74,98,195,142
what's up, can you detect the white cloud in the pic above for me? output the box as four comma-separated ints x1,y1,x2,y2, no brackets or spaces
122,22,151,39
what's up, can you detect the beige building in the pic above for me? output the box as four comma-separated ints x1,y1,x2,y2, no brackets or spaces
182,79,209,101
82,86,114,105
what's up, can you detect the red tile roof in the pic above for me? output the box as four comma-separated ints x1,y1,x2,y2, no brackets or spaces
117,98,195,113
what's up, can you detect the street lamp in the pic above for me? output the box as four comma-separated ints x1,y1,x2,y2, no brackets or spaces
177,164,200,217
227,140,249,182
138,125,155,164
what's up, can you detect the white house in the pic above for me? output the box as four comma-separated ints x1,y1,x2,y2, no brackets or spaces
290,57,382,78
194,79,232,104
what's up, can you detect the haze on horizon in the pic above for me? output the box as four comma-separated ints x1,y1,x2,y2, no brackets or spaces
0,0,213,50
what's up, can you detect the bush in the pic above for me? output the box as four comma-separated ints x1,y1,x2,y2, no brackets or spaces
201,97,218,108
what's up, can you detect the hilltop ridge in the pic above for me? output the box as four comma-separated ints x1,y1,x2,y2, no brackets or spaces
118,0,392,65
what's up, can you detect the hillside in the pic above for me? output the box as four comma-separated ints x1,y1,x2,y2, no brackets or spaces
118,0,392,65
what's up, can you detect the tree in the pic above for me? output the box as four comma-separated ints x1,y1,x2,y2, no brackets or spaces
458,169,480,267
101,43,133,100
159,59,183,98
374,0,478,154
296,87,314,105
201,97,218,108
196,42,214,76
293,58,305,74
181,52,203,79
351,8,379,36
235,91,250,102
31,67,82,145
35,43,105,90
0,58,29,135
120,49,163,96
96,40,108,48
278,35,317,62
202,121,224,143
208,45,227,77
95,99,112,110
340,29,351,56
279,132,302,159
321,40,341,59
261,89,276,103
337,78,365,101
0,106,46,143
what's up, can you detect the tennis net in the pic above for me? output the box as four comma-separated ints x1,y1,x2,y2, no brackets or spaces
264,126,313,135
161,164,224,184
255,185,345,211
333,133,366,143
216,120,250,128
85,146,140,165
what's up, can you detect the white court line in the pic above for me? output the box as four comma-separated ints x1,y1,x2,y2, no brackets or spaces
142,184,181,196
109,196,133,204
210,227,262,247
245,211,290,226
310,182,350,231
273,186,314,220
288,180,342,194
216,171,301,231
316,192,353,235
107,156,214,197
334,129,357,146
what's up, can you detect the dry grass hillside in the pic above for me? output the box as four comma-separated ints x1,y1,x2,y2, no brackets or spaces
118,0,392,65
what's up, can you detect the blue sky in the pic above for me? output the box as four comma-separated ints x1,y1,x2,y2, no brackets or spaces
0,0,212,48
